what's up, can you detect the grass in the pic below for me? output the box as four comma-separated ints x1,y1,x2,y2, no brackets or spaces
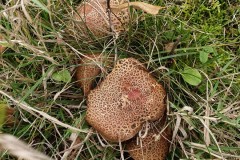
0,0,240,159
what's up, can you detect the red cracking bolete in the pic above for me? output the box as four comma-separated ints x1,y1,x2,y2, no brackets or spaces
126,116,172,160
76,53,113,96
73,0,130,38
86,58,166,142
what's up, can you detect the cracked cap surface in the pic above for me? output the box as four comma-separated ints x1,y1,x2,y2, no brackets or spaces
86,58,166,142
126,116,172,160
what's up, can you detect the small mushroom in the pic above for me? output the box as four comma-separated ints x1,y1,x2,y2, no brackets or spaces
76,54,103,96
76,53,114,96
126,116,172,160
73,0,129,38
86,58,166,142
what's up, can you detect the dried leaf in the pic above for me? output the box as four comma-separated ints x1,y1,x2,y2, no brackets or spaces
164,42,175,52
111,2,165,15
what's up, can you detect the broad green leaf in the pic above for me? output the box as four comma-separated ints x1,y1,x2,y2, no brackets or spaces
199,50,209,63
52,69,71,83
181,66,202,86
203,46,214,53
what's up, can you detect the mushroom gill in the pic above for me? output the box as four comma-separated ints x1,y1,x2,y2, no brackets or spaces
126,116,172,160
86,58,166,142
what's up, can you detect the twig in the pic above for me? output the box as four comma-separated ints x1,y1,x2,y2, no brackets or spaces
106,0,114,33
106,0,118,65
60,128,93,159
119,140,125,160
138,121,149,139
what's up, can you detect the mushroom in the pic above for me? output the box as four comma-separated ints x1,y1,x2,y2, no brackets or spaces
0,35,6,53
73,0,130,38
75,53,113,96
126,116,172,160
76,54,103,96
72,0,166,38
86,58,166,142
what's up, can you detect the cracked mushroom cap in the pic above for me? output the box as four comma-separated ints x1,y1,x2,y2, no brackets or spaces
126,116,172,160
73,0,130,37
86,58,166,142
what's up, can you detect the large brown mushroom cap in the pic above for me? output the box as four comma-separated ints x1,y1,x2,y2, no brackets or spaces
73,0,130,37
86,58,166,142
126,117,172,160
